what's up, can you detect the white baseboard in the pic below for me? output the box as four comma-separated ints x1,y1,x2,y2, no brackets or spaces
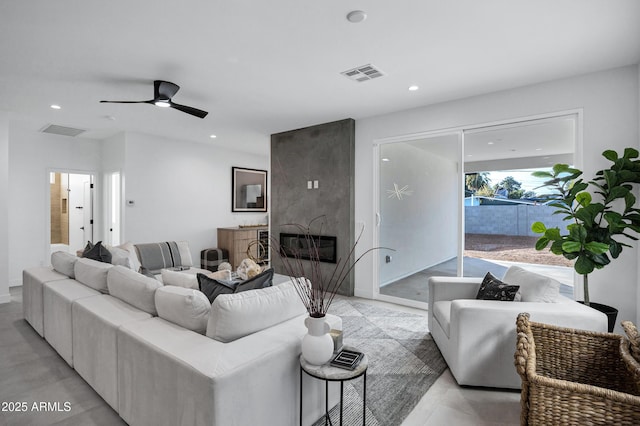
0,293,10,304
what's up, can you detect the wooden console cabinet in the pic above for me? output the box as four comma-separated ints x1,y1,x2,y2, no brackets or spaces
217,226,269,269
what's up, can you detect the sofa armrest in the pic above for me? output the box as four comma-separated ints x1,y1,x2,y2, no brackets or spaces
444,298,608,388
428,277,482,303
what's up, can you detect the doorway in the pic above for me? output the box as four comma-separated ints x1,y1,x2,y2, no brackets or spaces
49,172,94,255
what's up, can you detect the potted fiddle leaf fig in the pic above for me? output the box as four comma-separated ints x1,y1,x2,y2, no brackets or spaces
531,148,640,331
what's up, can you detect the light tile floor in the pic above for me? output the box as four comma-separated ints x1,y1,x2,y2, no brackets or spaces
347,295,522,426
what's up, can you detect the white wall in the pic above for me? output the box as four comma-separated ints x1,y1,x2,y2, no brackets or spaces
7,125,103,287
122,132,268,262
355,65,639,331
379,141,458,285
0,112,10,303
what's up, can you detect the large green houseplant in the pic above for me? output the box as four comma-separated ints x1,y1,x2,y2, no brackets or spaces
531,148,640,312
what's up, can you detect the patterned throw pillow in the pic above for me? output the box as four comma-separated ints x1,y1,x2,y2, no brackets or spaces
475,272,520,301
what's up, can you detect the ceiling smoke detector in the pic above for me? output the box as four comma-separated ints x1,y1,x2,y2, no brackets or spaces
341,64,385,83
346,10,367,23
40,124,86,137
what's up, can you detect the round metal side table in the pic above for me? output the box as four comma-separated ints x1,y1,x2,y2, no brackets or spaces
299,351,368,426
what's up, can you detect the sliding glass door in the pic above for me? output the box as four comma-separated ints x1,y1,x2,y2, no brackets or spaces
376,132,463,307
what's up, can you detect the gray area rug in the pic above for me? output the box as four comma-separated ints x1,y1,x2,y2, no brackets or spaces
313,298,447,426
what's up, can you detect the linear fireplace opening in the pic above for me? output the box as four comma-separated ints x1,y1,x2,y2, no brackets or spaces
279,233,337,264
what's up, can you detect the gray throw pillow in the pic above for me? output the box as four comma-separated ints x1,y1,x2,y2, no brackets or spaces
197,273,236,303
83,241,112,264
234,268,274,292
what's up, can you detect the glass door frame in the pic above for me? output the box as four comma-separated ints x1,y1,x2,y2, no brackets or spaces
372,129,465,310
370,109,583,309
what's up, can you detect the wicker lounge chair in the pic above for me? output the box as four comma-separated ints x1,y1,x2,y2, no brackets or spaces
514,313,640,426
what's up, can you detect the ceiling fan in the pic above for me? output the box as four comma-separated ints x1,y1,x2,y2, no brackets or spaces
100,80,208,119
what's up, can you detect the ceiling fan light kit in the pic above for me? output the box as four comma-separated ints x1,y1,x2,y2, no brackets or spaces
100,80,208,119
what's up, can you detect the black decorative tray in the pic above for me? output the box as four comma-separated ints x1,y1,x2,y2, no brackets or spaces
330,349,363,370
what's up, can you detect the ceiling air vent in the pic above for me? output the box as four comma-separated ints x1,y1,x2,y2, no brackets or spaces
341,64,385,82
40,124,86,137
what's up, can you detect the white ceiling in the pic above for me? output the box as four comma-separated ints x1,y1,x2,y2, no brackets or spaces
1,1,639,156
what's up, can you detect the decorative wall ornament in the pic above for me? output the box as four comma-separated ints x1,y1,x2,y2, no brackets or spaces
387,183,413,200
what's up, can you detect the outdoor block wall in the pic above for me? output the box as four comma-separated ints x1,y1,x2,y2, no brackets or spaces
465,205,568,236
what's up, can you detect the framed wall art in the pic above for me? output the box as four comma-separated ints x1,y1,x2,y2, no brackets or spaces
232,167,267,212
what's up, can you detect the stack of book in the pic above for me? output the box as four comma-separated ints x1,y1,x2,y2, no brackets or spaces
330,349,363,370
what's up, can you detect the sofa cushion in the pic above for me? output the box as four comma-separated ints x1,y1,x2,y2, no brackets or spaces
74,257,113,293
107,265,162,315
206,281,307,343
117,241,142,272
155,286,210,334
475,272,519,301
83,241,112,264
161,268,199,289
174,241,193,267
432,300,452,338
51,251,78,278
107,246,132,269
135,241,193,274
503,265,561,303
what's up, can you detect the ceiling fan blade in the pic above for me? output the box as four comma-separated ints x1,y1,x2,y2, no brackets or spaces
154,80,180,101
100,100,154,104
169,102,209,119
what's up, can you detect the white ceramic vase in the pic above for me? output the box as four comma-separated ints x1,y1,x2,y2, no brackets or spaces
301,315,334,365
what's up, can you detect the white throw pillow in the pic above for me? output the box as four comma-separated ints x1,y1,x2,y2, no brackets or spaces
503,265,561,303
74,257,113,293
117,241,142,272
51,251,77,278
206,281,306,343
108,246,132,269
175,241,193,267
155,286,210,334
161,268,198,289
107,265,162,315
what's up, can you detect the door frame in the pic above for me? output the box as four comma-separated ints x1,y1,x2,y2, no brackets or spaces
45,168,96,260
370,108,583,309
372,129,464,310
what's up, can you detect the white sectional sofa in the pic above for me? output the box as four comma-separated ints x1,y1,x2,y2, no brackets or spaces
428,266,608,389
23,252,340,426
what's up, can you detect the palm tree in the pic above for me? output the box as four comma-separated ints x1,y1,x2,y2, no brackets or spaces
465,172,491,193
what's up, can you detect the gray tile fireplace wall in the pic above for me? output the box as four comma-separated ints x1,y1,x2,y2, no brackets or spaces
270,118,355,295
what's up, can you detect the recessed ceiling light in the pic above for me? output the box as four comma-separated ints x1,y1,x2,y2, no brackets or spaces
381,158,390,162
467,154,473,157
408,85,419,91
535,148,542,151
487,141,494,145
346,10,367,23
209,134,217,139
50,104,61,110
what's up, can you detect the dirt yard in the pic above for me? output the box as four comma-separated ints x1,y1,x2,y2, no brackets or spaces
464,233,573,267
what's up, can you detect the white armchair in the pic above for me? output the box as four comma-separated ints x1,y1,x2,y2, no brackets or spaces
428,268,608,389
